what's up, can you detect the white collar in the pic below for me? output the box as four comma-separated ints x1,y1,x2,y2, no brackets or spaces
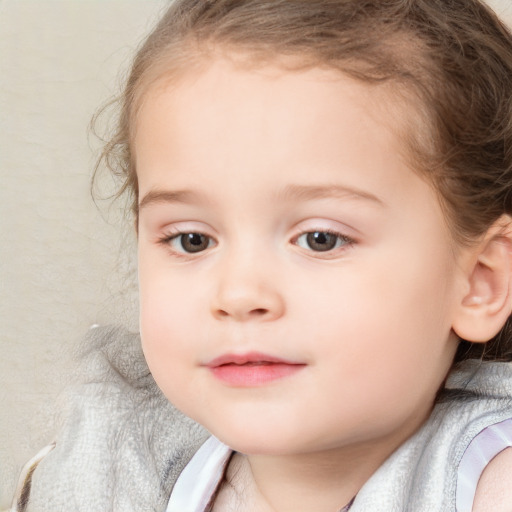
166,436,232,512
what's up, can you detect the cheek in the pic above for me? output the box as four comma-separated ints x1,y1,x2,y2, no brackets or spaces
139,253,202,337
138,265,201,398
293,248,457,388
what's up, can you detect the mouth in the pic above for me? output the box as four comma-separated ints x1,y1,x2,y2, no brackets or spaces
205,352,306,387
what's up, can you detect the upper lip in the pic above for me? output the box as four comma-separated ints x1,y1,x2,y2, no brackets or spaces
205,351,304,368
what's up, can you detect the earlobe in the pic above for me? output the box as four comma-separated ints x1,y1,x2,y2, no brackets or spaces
452,215,512,343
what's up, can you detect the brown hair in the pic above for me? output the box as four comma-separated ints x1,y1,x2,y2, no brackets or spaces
95,0,512,362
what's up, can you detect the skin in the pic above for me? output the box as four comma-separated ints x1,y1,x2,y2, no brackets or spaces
473,448,512,511
135,59,488,511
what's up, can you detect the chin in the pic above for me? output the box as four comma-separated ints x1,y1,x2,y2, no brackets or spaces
219,434,295,456
203,417,311,456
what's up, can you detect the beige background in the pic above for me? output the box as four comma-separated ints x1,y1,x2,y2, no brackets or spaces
0,0,167,505
0,0,511,506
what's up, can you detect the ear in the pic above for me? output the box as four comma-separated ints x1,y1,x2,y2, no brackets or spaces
452,215,512,343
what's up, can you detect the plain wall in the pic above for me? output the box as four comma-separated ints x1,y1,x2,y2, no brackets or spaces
0,0,511,507
0,1,167,505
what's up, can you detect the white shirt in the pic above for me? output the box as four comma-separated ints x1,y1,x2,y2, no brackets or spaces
166,436,232,512
166,418,512,512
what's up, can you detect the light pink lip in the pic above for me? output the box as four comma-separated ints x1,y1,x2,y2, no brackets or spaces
204,352,306,387
205,351,301,367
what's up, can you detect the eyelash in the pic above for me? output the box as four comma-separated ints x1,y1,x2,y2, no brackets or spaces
293,229,355,255
157,227,355,258
157,231,217,257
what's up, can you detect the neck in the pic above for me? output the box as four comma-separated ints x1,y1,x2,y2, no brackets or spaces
220,416,429,512
246,450,364,512
218,444,382,512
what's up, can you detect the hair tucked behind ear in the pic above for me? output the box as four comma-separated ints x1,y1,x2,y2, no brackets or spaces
93,0,512,363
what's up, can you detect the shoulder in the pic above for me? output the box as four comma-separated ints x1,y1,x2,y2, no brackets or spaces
19,325,208,512
472,447,512,512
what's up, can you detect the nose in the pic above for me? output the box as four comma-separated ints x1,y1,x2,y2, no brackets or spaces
210,252,285,322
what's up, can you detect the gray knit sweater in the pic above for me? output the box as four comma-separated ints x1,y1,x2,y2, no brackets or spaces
10,325,512,511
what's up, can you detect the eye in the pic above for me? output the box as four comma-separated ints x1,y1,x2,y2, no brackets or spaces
167,232,215,254
295,231,352,252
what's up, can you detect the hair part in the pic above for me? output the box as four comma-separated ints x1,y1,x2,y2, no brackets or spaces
94,0,512,362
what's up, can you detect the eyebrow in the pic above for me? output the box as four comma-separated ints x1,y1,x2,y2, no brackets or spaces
138,189,201,210
138,183,385,211
278,184,385,206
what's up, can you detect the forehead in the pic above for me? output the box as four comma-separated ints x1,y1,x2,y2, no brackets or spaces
134,57,453,250
135,52,429,143
134,57,421,181
139,59,445,218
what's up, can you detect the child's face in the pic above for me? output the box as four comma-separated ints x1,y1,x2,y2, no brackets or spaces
136,59,463,457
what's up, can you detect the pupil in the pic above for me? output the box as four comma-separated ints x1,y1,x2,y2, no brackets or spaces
307,232,336,252
181,233,208,253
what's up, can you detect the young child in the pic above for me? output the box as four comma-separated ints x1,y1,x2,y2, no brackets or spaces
9,0,512,511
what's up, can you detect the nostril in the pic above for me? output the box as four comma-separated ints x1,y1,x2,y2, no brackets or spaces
250,308,269,316
214,308,267,319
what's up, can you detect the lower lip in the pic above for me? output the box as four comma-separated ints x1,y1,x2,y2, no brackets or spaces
210,362,305,386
